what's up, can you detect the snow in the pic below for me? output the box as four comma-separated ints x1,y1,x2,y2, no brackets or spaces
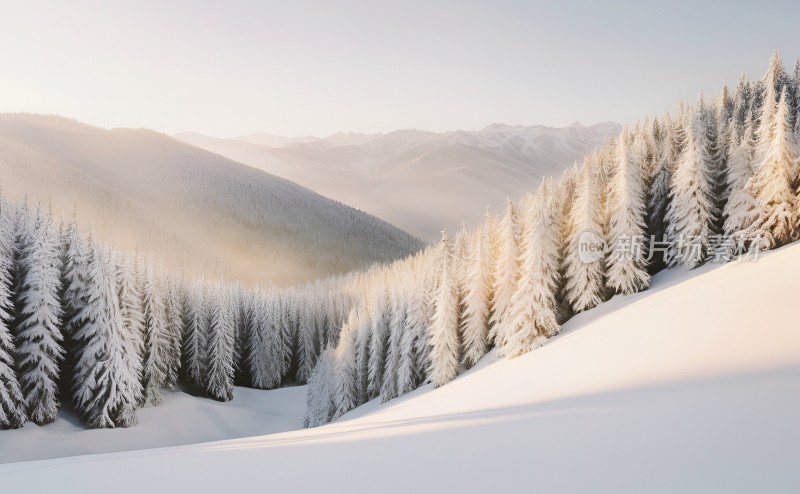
0,385,306,463
2,242,799,492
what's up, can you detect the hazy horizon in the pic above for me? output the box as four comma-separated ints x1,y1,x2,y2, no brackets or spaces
1,1,798,138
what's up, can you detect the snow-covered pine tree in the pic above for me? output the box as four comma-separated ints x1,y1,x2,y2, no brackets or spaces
162,276,183,388
710,84,734,235
749,86,797,248
304,346,336,428
499,184,561,358
396,265,426,395
247,292,283,389
295,292,319,384
181,281,207,392
332,311,359,420
141,263,172,406
0,196,25,429
723,111,760,251
205,284,235,401
488,200,521,346
606,126,650,293
380,276,405,402
354,306,371,405
13,209,64,425
564,163,606,312
278,292,296,381
58,216,88,398
427,231,461,387
647,116,672,274
665,97,717,268
72,244,141,428
367,281,389,399
460,226,491,367
115,253,145,405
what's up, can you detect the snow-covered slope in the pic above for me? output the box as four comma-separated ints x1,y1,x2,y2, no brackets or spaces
0,114,423,286
3,236,797,493
177,122,620,240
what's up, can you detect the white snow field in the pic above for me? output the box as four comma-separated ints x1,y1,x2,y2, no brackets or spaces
2,242,799,493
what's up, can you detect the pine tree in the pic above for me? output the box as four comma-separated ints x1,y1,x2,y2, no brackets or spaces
332,311,359,420
304,347,336,428
0,197,25,429
366,285,389,399
162,277,183,388
181,281,207,392
665,97,717,268
295,292,319,384
396,267,426,396
116,254,145,405
141,263,171,406
72,244,141,428
58,216,88,399
647,116,672,273
750,87,797,248
606,126,650,293
380,282,405,402
564,164,606,312
13,209,64,425
460,226,491,367
427,232,461,387
500,185,561,358
247,292,283,389
723,112,759,250
488,200,521,346
205,285,235,401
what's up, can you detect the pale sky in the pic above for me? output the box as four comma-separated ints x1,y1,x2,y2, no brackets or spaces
0,0,798,138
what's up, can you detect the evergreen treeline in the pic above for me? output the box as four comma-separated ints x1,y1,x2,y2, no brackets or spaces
304,52,800,427
0,198,355,429
1,53,799,432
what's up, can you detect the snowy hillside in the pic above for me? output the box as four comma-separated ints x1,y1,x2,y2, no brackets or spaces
2,237,797,492
177,122,620,240
0,114,423,286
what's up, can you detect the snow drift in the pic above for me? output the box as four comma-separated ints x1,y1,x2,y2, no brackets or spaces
1,237,797,493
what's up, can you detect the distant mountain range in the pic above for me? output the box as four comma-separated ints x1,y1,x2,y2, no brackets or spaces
0,114,423,286
178,122,621,240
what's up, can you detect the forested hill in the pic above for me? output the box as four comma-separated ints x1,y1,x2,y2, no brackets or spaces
0,113,424,286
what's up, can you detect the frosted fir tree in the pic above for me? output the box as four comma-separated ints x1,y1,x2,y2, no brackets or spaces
162,277,183,389
115,254,145,405
499,185,561,358
304,347,336,428
564,164,606,312
380,283,406,402
13,210,64,425
460,226,491,367
354,306,372,404
749,87,797,248
247,293,283,389
427,232,461,388
71,245,141,428
295,293,319,384
0,197,26,429
141,263,172,406
58,217,88,398
710,84,734,233
181,281,207,392
606,126,650,293
367,286,389,399
488,200,521,346
647,116,672,274
396,268,426,395
723,112,760,251
732,72,753,134
205,285,235,401
278,293,296,380
332,312,359,420
665,97,717,268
